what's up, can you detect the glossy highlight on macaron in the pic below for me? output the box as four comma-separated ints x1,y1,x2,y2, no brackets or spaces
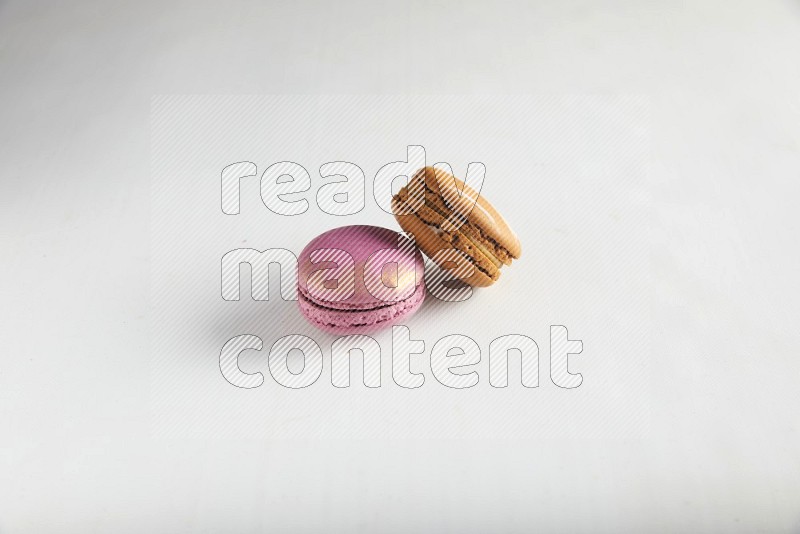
297,225,426,334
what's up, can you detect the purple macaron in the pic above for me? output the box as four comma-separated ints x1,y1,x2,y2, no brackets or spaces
297,225,426,334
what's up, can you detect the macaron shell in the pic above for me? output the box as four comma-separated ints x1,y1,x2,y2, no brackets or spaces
298,281,426,334
415,166,521,259
395,187,510,269
391,200,496,287
296,225,427,333
298,225,423,308
416,185,515,266
392,166,522,287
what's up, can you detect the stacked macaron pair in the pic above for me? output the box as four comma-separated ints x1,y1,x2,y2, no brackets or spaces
297,166,521,333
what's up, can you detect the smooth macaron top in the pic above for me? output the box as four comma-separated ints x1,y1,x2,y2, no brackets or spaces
297,225,424,309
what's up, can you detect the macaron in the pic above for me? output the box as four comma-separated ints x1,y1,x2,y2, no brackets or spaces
392,166,521,286
297,225,426,334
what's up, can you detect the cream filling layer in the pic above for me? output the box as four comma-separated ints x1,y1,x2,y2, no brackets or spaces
419,218,503,269
418,200,505,268
394,192,506,270
465,232,504,268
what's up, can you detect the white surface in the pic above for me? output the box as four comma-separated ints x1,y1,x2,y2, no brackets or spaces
150,94,650,440
1,1,799,532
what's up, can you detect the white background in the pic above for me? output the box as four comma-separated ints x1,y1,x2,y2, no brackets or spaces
1,1,799,532
150,94,649,440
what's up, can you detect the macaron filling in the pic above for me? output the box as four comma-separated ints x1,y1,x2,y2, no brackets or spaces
298,283,425,329
393,190,506,276
418,182,516,265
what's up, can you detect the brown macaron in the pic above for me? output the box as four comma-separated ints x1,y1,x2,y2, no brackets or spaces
392,166,521,287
